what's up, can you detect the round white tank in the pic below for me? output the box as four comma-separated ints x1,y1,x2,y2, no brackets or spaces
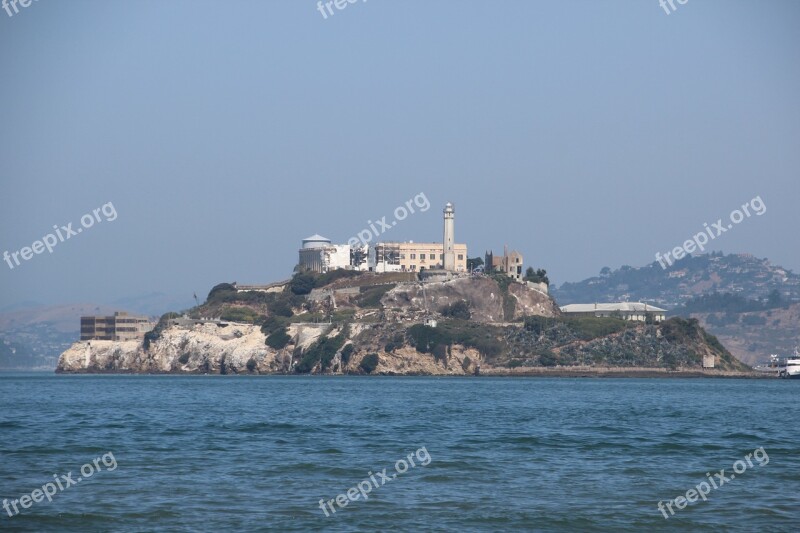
302,234,332,249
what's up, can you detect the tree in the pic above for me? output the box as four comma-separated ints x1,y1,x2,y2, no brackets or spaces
289,272,316,295
467,257,484,272
266,329,291,349
440,300,471,320
767,289,782,308
600,267,611,277
359,353,379,374
524,267,550,286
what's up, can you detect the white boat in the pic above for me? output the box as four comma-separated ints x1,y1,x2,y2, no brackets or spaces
779,348,800,379
754,354,782,373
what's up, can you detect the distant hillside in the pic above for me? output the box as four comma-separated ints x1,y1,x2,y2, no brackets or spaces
552,253,800,309
551,253,800,365
690,303,800,366
0,304,117,370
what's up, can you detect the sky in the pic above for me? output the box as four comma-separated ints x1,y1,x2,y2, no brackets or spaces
1,0,798,312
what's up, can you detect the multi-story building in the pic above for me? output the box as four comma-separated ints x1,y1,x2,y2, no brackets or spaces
80,312,155,341
485,248,524,281
371,242,468,273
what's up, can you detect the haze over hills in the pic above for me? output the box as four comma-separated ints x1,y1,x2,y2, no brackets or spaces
0,292,191,370
4,253,799,370
552,253,800,309
551,252,800,365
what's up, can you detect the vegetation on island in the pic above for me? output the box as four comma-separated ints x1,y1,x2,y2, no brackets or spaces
120,266,750,375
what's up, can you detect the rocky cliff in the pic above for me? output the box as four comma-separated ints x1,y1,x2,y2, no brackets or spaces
56,272,752,376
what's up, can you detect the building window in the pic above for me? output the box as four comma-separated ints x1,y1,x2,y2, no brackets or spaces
440,254,443,260
430,254,435,260
458,254,464,260
400,254,405,259
410,254,416,259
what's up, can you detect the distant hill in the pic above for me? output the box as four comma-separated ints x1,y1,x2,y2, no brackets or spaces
551,253,800,365
0,303,117,370
552,253,800,309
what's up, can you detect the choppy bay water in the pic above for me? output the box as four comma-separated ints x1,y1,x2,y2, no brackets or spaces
0,374,798,532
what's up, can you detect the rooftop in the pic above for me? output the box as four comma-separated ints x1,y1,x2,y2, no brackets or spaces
560,302,667,313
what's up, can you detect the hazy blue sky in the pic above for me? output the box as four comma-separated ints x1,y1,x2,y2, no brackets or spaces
1,0,798,311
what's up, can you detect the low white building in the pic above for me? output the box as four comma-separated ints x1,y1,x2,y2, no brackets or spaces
560,302,667,323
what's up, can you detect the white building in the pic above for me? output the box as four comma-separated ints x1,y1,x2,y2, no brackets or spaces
560,302,667,323
298,235,368,273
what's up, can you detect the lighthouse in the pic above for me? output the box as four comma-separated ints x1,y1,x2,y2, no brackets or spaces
443,202,455,271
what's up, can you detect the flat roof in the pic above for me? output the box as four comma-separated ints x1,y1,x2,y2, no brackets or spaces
560,303,667,313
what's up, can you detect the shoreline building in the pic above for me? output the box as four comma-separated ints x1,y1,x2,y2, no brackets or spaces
560,303,666,323
80,312,155,341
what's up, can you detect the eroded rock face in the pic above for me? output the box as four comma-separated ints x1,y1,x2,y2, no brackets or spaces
57,323,282,374
383,276,559,323
55,320,482,376
363,345,481,375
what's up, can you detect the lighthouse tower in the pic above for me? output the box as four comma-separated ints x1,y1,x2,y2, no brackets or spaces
443,202,455,271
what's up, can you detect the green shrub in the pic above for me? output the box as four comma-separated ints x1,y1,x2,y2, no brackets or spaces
523,267,550,285
220,307,261,324
524,316,554,336
269,298,294,317
260,315,288,336
432,343,448,362
661,317,700,343
359,353,379,374
355,284,394,308
539,350,558,367
563,316,628,341
440,300,471,320
340,344,354,365
407,324,447,353
289,272,316,295
246,358,257,372
266,328,291,349
178,353,190,365
206,283,237,304
295,327,348,374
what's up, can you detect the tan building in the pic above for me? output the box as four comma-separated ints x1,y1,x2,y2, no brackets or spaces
80,312,155,341
485,248,524,281
372,242,467,273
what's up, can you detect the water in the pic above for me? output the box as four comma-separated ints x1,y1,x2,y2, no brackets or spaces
0,374,798,532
